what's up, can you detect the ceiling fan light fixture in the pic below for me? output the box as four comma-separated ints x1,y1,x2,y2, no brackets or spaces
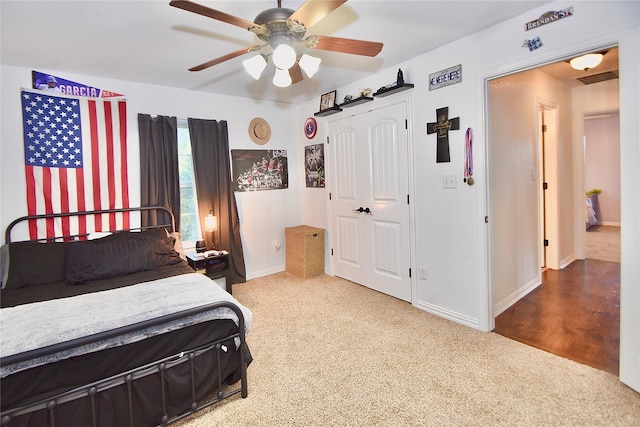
570,53,604,71
273,67,292,88
272,43,296,70
243,54,268,80
299,54,321,78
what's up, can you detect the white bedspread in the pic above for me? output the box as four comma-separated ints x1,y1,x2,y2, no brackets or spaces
0,273,252,377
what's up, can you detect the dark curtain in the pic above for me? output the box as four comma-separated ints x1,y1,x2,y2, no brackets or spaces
188,118,246,284
137,114,180,231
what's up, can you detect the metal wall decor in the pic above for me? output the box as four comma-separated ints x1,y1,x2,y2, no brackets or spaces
522,36,544,52
304,117,317,139
427,107,460,163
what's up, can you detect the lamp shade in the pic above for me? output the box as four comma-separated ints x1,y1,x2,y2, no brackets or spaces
272,44,296,70
273,67,292,87
243,54,268,80
299,54,321,78
570,53,603,71
204,211,218,232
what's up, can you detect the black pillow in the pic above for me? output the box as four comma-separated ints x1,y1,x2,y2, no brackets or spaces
2,241,68,289
96,227,170,243
65,231,182,285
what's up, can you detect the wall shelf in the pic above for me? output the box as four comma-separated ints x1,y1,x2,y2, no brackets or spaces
373,83,414,98
314,106,343,117
339,96,373,108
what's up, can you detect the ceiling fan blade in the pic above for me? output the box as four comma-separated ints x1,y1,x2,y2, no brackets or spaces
170,0,266,32
306,35,383,57
188,47,253,72
288,0,348,30
289,63,304,84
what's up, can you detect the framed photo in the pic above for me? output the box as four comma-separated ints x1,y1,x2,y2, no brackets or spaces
320,90,336,111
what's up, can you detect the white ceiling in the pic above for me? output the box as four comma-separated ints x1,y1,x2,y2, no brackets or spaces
1,0,583,105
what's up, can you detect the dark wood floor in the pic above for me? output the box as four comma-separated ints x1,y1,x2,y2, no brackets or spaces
493,258,620,375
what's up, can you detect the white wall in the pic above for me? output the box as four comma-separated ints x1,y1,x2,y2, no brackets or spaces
584,112,621,225
488,67,577,312
298,1,639,332
575,79,621,226
0,66,302,279
572,78,621,258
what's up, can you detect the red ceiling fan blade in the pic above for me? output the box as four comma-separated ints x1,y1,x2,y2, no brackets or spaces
288,0,348,30
170,0,266,32
188,48,253,72
307,35,383,57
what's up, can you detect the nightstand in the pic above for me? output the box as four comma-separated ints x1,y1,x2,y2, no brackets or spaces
186,251,232,294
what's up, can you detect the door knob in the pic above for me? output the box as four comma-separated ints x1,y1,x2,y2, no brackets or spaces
353,207,365,213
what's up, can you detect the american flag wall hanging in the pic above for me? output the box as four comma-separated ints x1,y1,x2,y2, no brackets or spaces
20,88,129,240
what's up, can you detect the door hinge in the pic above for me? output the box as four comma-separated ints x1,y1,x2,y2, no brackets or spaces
331,248,334,256
484,216,489,223
542,124,547,132
329,192,332,201
405,119,408,129
543,182,548,190
326,136,330,144
407,194,410,204
544,239,549,247
409,268,411,278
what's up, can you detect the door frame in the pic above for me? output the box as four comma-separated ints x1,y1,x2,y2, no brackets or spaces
478,32,639,392
324,93,417,305
537,98,560,270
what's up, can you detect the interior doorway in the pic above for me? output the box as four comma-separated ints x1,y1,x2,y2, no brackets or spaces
488,47,621,373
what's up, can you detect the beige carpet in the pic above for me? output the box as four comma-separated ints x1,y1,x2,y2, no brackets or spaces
586,225,621,262
175,273,640,426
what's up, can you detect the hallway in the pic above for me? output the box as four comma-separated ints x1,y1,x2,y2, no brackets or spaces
493,226,620,375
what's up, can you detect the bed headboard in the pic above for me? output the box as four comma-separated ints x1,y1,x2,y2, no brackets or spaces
4,206,175,244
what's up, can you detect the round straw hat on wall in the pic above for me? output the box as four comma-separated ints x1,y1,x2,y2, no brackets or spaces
248,117,271,145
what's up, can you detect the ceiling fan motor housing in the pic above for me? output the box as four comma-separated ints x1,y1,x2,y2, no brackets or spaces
252,7,306,48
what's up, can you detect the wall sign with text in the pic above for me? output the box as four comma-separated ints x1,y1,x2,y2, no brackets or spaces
429,64,462,91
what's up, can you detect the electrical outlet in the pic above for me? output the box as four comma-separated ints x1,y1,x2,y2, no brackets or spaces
442,175,457,189
419,267,427,280
274,240,281,250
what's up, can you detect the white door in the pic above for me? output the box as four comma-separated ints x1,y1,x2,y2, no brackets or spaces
328,103,411,302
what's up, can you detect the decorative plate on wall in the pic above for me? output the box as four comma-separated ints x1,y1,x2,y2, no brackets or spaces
249,117,271,145
304,117,317,139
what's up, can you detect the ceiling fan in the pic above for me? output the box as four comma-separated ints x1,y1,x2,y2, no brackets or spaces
169,0,383,86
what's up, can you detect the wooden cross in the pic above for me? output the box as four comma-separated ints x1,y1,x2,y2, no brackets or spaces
427,107,460,163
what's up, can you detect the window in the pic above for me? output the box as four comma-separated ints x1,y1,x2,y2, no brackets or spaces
177,119,201,244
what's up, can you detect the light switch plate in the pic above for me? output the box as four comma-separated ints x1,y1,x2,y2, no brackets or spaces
442,174,457,189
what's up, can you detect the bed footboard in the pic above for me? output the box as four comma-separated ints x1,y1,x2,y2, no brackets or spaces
0,302,249,427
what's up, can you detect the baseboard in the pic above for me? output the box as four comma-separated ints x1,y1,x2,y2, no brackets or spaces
493,277,541,317
246,265,285,281
414,300,480,330
560,254,575,269
598,221,621,227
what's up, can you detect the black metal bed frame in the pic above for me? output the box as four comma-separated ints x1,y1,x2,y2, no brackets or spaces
1,207,249,426
4,205,176,243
